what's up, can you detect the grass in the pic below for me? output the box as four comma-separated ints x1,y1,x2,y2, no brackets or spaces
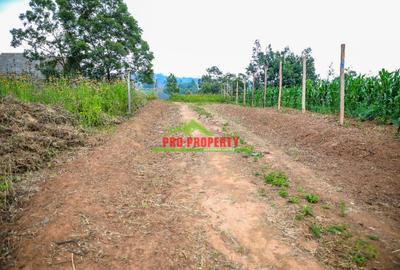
0,76,153,127
264,171,289,187
305,194,320,204
351,239,378,266
192,105,212,118
296,205,313,220
288,196,299,204
310,224,322,238
168,120,213,136
170,94,227,103
278,187,288,198
327,224,347,235
339,200,347,217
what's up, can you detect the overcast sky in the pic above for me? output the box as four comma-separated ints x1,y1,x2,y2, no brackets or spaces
0,0,399,78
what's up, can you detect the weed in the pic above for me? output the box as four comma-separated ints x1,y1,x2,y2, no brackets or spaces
321,204,330,210
339,200,347,217
170,94,227,103
327,224,347,235
310,224,322,238
305,194,320,204
168,120,212,136
264,171,289,187
278,187,288,198
234,146,254,156
296,205,313,220
351,239,377,266
192,105,212,118
297,186,305,194
367,235,379,241
288,196,300,204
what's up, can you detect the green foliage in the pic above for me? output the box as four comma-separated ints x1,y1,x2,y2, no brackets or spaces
168,120,212,136
0,76,151,127
339,201,347,217
288,196,300,204
165,74,179,94
278,187,288,198
351,240,377,266
192,105,212,118
296,205,313,220
310,224,322,238
170,94,227,103
327,224,347,235
367,235,379,241
305,194,320,204
11,0,154,81
264,171,289,187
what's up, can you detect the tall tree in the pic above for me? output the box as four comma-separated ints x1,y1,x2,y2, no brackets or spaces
165,73,179,94
10,0,154,81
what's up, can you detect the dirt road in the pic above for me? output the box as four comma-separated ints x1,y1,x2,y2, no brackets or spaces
4,101,400,269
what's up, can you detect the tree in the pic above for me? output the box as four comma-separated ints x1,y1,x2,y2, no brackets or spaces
199,66,224,94
165,74,179,94
10,0,154,81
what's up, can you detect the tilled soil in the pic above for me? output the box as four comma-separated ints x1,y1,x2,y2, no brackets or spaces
2,101,399,270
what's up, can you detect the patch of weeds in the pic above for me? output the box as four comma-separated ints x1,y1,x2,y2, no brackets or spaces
234,146,254,156
192,105,212,118
296,205,313,220
278,187,288,198
305,193,320,204
310,224,322,238
168,120,212,136
351,239,377,267
367,235,379,241
222,122,229,132
327,224,347,235
288,196,300,204
264,171,289,187
339,200,347,217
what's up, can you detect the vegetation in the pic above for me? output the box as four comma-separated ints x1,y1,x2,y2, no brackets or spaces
192,105,212,118
309,224,322,238
278,187,288,198
327,224,347,235
305,194,320,204
11,0,154,81
0,76,152,127
339,201,347,217
288,196,299,204
264,171,289,187
165,74,179,94
351,239,378,266
170,94,226,103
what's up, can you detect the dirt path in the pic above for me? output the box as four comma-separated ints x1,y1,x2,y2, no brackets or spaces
4,101,399,269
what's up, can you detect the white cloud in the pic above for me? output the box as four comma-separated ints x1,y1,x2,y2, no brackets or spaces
1,0,399,77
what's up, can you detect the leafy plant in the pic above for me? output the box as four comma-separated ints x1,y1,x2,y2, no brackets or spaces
288,196,299,204
310,224,322,238
264,171,289,187
339,201,347,217
327,224,347,234
278,188,288,198
351,239,378,266
305,194,320,204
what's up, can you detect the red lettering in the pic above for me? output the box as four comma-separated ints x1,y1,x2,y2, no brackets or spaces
220,137,226,147
162,137,169,147
194,137,200,147
233,137,239,147
186,137,193,147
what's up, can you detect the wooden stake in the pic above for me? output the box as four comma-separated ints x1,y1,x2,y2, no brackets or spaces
340,44,345,125
263,66,268,107
278,61,282,110
302,56,306,113
251,75,255,106
236,80,239,104
127,71,131,113
243,80,245,105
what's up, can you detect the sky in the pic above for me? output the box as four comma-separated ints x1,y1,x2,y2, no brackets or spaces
0,0,399,78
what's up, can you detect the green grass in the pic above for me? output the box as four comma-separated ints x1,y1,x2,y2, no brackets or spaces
351,239,378,266
0,76,153,127
192,105,212,118
339,201,347,217
310,224,322,238
278,187,288,198
305,194,320,204
327,224,347,235
168,120,212,136
288,196,299,204
264,171,289,187
170,94,227,103
296,205,313,220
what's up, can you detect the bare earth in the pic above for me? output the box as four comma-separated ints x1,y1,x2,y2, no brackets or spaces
3,101,400,269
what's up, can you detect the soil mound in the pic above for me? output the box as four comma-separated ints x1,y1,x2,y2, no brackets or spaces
0,96,86,175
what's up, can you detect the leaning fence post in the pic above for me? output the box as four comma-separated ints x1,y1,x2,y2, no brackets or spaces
340,44,345,125
302,56,307,113
278,60,282,110
127,70,131,113
236,80,239,104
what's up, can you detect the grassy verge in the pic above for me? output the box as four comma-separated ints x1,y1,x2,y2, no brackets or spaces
0,76,156,127
170,94,227,103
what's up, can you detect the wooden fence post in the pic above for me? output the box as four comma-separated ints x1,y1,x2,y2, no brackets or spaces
251,75,255,107
236,80,239,104
263,66,268,107
340,44,345,125
127,71,131,113
302,56,307,113
278,61,282,110
243,79,246,106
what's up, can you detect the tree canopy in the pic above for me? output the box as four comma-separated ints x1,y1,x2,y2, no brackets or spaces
165,73,179,94
11,0,154,81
